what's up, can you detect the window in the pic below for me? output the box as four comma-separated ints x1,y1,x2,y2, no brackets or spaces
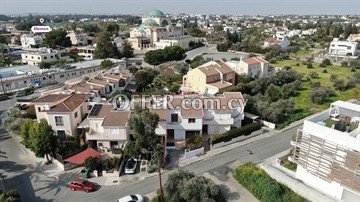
37,57,40,60
60,74,64,78
44,57,47,59
98,143,103,147
38,107,41,112
55,116,64,126
50,56,54,58
188,118,196,123
74,112,78,118
110,128,120,135
171,114,179,123
24,81,27,84
87,105,92,110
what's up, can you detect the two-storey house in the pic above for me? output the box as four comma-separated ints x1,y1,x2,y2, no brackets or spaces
182,60,236,95
32,94,91,137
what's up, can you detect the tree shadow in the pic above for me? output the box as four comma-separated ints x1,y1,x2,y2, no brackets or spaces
218,184,241,201
208,166,232,182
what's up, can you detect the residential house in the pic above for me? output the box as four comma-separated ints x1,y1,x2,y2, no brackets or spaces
328,38,360,57
20,34,43,48
143,92,246,150
32,94,91,137
80,104,131,152
182,60,236,95
347,34,360,42
67,31,88,46
21,48,67,66
290,101,360,201
77,46,95,60
226,56,269,79
263,35,290,49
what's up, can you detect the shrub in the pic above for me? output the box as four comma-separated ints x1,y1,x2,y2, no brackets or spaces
309,71,319,79
233,163,307,202
308,87,334,104
306,63,313,68
210,122,261,145
322,69,328,73
341,61,348,67
319,63,326,68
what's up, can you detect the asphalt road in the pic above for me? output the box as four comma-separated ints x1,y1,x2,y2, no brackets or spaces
53,125,301,202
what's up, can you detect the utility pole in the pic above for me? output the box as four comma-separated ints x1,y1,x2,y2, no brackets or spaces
158,159,164,202
0,75,6,94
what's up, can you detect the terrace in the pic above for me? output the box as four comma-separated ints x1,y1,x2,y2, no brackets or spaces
317,115,359,133
307,101,360,138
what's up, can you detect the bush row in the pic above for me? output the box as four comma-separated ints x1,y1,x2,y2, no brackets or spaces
210,122,261,145
233,163,308,202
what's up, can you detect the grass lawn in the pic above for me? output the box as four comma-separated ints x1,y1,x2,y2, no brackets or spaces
271,59,360,129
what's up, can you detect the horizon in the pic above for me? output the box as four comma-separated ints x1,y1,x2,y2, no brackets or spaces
1,0,360,16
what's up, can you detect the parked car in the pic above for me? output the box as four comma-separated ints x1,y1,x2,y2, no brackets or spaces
69,178,96,192
14,91,26,97
117,194,144,202
0,94,9,101
125,159,138,174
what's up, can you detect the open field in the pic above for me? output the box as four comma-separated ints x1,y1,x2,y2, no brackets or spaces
272,59,359,128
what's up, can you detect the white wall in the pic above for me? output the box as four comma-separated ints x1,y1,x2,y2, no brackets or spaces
296,165,344,200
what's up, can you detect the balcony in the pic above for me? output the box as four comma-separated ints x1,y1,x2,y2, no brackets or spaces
86,130,126,141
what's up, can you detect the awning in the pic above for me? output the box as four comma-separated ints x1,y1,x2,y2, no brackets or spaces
64,148,100,165
244,112,260,120
77,119,90,129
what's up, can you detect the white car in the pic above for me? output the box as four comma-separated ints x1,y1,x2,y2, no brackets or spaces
117,194,144,202
124,159,138,174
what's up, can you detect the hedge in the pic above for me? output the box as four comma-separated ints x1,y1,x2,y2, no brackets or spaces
233,163,308,202
210,122,261,145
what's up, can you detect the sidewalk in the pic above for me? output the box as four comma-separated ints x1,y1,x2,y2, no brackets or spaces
203,170,258,202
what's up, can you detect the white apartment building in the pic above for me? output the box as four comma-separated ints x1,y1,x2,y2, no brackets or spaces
21,48,65,66
20,34,43,48
328,38,360,57
290,101,360,201
77,46,95,60
67,31,88,46
226,56,269,79
80,104,131,152
32,94,91,137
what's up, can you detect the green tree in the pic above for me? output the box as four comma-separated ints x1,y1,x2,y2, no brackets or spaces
121,40,134,58
44,29,72,47
0,188,21,202
265,84,282,102
308,87,334,104
26,105,37,119
106,22,120,36
20,119,35,148
83,156,99,171
164,170,221,202
94,31,120,59
135,68,159,91
0,44,5,67
214,25,224,33
128,107,160,153
32,119,57,163
100,59,114,69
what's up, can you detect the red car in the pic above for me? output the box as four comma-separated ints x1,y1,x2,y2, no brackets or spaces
69,178,96,192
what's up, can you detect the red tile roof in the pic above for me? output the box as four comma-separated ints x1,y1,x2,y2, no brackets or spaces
46,94,91,112
64,148,100,164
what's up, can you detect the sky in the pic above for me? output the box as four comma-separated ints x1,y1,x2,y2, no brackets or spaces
0,0,359,15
